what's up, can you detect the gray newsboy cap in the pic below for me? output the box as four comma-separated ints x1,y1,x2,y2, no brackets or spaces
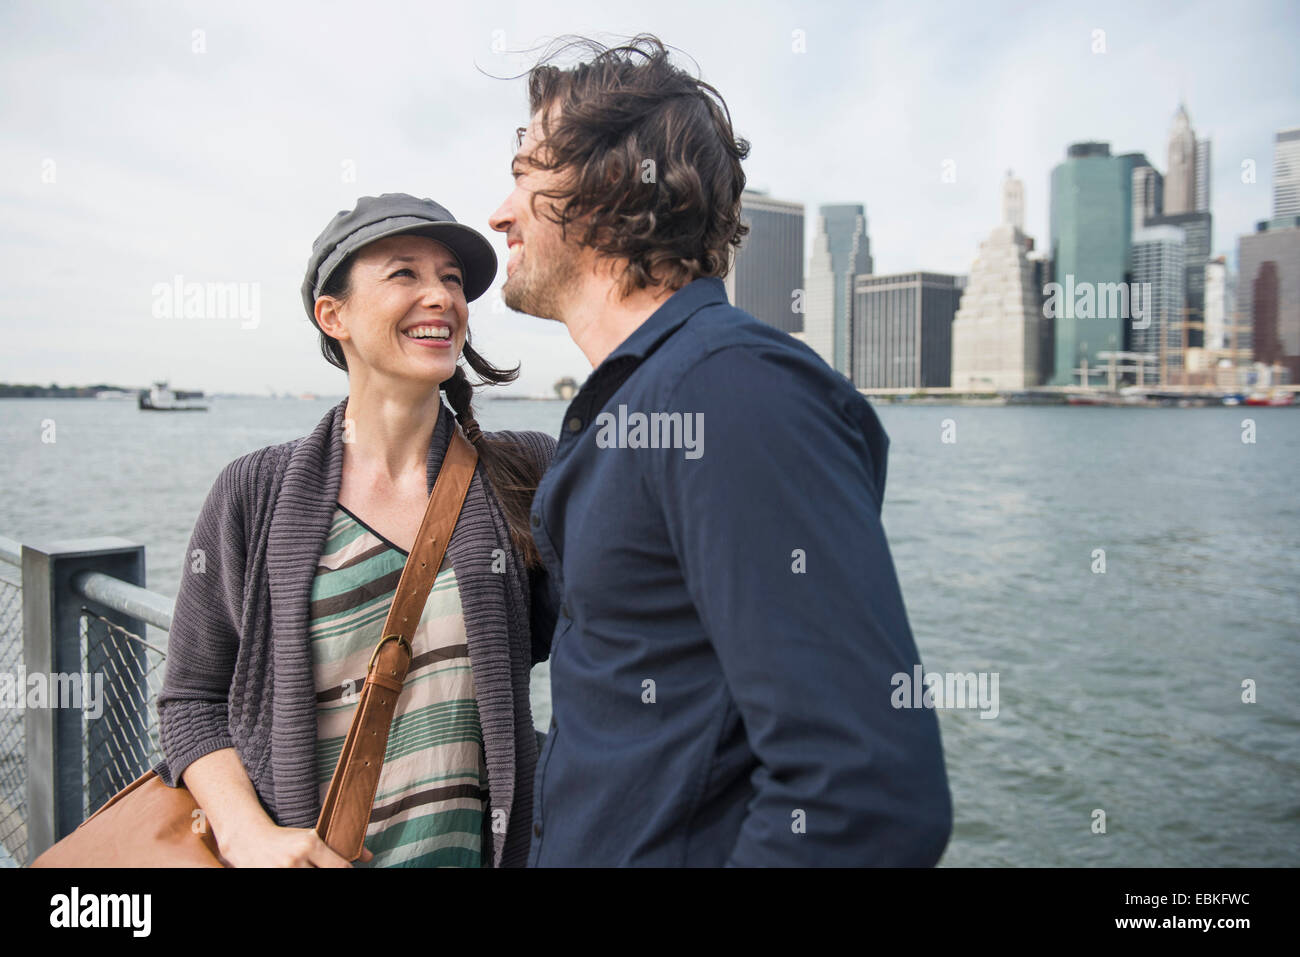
301,193,497,323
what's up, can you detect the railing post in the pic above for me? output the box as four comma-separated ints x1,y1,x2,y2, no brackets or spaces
22,537,145,857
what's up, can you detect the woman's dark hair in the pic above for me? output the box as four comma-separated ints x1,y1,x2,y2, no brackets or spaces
518,34,750,297
317,256,545,568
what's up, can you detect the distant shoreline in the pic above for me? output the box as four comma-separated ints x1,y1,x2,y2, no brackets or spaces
0,392,563,402
5,394,1295,409
6,389,1295,408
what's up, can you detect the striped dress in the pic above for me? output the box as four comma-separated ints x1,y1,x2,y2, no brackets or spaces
310,502,488,867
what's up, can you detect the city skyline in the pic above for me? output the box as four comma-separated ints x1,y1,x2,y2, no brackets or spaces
1,0,1297,395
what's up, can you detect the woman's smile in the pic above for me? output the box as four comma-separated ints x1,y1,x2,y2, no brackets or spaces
401,320,455,349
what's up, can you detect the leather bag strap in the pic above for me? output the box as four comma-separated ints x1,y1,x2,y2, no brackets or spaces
315,426,479,860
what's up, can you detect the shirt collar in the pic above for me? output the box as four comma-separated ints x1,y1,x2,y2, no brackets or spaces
600,277,729,367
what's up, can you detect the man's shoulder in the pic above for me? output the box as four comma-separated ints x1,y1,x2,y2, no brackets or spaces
654,300,890,492
661,299,861,407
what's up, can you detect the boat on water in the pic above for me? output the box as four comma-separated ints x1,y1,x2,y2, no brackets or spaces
138,381,209,411
1244,391,1295,407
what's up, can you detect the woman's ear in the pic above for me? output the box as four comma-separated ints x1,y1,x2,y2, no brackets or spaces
315,297,349,341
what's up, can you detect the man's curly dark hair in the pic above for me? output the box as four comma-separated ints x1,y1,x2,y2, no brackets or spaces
517,34,751,297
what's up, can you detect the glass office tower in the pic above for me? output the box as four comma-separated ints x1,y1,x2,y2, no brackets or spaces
1048,143,1148,384
851,272,964,388
726,190,805,334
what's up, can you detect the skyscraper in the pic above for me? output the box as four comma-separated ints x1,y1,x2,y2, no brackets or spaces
803,204,874,376
1048,142,1140,384
1194,137,1212,215
1029,250,1055,384
1204,256,1236,353
1253,262,1282,371
851,272,964,388
1132,164,1164,233
1130,225,1187,382
1274,127,1300,219
804,218,837,370
1238,220,1300,382
1002,176,1024,232
1147,210,1212,349
951,172,1045,389
1161,104,1213,217
725,190,805,334
1165,104,1201,215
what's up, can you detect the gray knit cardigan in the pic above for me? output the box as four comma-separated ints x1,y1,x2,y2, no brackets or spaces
155,397,557,867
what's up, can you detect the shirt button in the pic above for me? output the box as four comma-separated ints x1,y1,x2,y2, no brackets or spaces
560,603,570,618
550,715,557,730
566,416,583,432
530,513,540,528
533,822,543,838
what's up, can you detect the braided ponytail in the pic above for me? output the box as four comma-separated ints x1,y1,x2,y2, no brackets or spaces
442,344,545,569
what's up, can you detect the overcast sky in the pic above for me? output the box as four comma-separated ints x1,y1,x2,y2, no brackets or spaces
1,0,1297,396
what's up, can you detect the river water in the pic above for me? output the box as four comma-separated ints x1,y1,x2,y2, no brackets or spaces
1,395,1296,866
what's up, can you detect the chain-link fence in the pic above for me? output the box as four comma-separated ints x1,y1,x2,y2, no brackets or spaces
79,610,167,820
0,568,25,867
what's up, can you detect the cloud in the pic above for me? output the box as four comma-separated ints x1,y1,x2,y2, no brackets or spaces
1,0,1297,393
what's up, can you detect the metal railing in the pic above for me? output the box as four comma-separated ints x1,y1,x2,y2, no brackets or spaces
0,539,24,867
0,534,172,867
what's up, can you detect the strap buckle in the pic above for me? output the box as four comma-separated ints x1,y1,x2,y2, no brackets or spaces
367,634,412,673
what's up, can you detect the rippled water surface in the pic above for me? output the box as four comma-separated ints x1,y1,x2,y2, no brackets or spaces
1,397,1296,865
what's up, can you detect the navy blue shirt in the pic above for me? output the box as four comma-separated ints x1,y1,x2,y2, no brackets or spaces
528,277,952,866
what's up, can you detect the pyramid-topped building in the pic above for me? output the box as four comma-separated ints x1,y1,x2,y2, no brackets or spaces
951,172,1046,389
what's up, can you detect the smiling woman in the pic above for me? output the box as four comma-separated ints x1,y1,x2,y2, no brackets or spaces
317,235,470,388
154,193,558,868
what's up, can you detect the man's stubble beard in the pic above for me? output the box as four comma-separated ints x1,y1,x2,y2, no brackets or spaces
501,238,582,322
